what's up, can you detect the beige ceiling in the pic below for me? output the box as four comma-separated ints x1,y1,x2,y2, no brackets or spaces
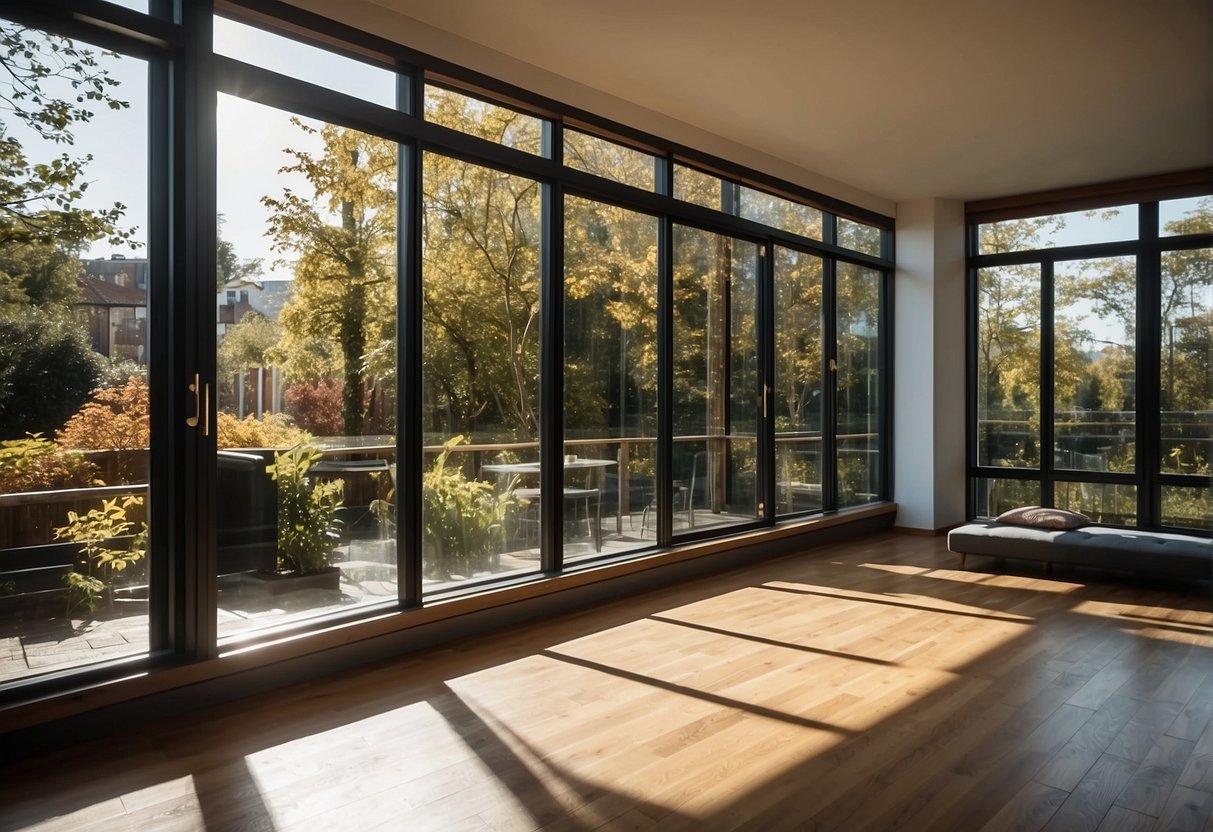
299,0,1212,210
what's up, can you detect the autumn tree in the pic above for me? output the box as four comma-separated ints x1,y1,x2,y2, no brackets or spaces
263,121,397,437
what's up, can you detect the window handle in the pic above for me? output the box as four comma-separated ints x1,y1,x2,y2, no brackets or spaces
186,373,209,436
829,358,838,372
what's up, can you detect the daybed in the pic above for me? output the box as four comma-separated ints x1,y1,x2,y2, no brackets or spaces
947,516,1212,581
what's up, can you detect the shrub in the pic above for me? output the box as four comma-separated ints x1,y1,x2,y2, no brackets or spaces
216,411,310,449
57,375,149,483
422,435,514,580
0,309,103,440
267,445,343,575
0,433,102,493
55,495,148,617
283,379,344,436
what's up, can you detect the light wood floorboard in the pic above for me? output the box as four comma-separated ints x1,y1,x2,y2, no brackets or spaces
2,531,1212,831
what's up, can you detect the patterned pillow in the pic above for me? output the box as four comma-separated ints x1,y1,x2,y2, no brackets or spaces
995,506,1090,530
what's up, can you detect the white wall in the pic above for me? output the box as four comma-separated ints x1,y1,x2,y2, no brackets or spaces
893,198,966,531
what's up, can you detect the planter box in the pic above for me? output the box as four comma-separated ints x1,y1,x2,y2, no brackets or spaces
245,566,341,596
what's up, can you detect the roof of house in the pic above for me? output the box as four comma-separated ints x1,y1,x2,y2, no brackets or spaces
76,274,147,307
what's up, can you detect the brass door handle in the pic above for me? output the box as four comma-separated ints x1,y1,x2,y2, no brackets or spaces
186,373,209,436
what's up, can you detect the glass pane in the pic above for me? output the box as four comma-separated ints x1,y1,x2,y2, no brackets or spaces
836,263,882,507
423,153,541,589
674,164,724,211
837,217,882,257
977,265,1041,468
563,129,655,191
214,17,397,107
1160,196,1213,236
1054,257,1136,474
972,479,1041,519
1161,486,1212,531
738,186,822,240
563,196,658,558
216,96,398,639
774,247,824,516
1160,247,1211,474
672,226,760,534
978,205,1138,254
424,85,544,156
0,25,149,681
1054,482,1136,526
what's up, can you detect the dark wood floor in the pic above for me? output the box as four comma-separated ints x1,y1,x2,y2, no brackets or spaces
3,531,1213,831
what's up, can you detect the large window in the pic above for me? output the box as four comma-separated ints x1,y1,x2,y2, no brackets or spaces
969,195,1212,532
0,2,893,697
0,19,152,683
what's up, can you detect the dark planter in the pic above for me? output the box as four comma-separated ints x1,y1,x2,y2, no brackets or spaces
247,565,341,596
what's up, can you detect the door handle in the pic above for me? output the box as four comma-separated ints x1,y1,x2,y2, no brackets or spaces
186,373,209,436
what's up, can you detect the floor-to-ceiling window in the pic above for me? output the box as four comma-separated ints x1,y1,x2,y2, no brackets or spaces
968,191,1212,532
0,0,893,698
0,13,157,683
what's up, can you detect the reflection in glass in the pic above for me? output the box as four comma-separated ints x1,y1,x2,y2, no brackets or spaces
978,205,1138,254
422,152,541,588
216,97,398,639
425,85,544,156
564,130,655,191
972,479,1041,519
774,247,824,516
738,186,822,240
214,16,397,107
837,217,882,257
1160,196,1213,236
1160,247,1211,475
977,265,1041,467
0,28,149,680
1053,257,1136,474
1161,486,1212,531
836,264,882,506
672,226,759,533
564,196,658,557
1054,482,1136,526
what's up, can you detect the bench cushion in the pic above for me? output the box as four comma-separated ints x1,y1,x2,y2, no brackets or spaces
948,522,1212,580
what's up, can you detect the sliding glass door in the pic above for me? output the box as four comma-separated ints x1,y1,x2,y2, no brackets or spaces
671,225,762,536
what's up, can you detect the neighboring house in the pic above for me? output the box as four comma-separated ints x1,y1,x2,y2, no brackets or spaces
74,273,147,364
216,277,293,335
217,277,294,418
82,254,149,292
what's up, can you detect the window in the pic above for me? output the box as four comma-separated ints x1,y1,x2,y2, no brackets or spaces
215,95,399,638
421,153,541,589
0,19,151,681
563,196,658,556
1,3,893,699
968,193,1213,531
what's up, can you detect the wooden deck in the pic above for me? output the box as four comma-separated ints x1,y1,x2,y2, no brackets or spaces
3,531,1213,831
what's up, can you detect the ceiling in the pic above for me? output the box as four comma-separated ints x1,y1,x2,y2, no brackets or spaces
306,0,1211,207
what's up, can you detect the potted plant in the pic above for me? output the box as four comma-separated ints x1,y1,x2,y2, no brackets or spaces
257,444,345,595
422,436,515,580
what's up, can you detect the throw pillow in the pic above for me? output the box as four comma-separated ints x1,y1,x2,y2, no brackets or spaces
995,505,1090,530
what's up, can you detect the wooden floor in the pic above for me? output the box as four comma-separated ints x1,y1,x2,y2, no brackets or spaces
3,531,1213,831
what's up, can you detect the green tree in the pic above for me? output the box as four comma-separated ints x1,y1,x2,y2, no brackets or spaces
0,21,134,252
262,121,397,437
0,307,102,439
217,311,280,382
421,94,542,440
